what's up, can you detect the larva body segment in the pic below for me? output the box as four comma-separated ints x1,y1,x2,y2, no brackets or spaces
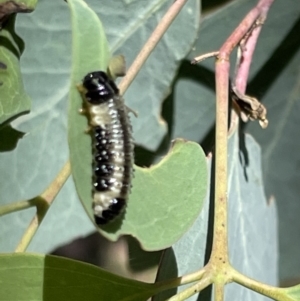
81,71,134,225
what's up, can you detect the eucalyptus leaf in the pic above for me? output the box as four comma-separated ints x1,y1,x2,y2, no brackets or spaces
0,253,157,301
67,0,207,250
0,16,30,125
67,0,110,239
0,0,200,254
89,0,200,150
154,131,277,301
96,139,208,251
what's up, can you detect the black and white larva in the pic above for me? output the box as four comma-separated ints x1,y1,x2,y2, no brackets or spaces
79,71,134,225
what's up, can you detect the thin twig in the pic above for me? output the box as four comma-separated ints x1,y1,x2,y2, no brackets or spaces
154,267,206,295
15,161,71,252
0,198,39,217
191,51,219,64
166,275,212,301
234,16,265,93
118,0,188,95
232,269,284,300
234,0,275,93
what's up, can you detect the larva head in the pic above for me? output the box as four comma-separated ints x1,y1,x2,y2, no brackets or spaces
82,71,119,104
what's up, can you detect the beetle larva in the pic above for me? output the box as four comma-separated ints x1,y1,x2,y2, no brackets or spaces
79,71,134,225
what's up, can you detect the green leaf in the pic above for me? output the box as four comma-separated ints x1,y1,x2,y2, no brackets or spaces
0,0,200,254
101,140,208,250
246,4,300,282
67,1,206,251
0,253,157,301
0,15,31,125
79,139,207,251
67,0,111,241
154,131,278,301
67,0,110,77
226,132,278,301
153,178,210,301
90,0,201,150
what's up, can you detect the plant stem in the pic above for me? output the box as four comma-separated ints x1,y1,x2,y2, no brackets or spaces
214,283,225,301
0,198,39,216
179,268,206,286
197,0,276,299
234,0,275,92
15,161,71,252
209,0,276,267
151,0,277,299
191,51,219,64
232,269,288,301
118,0,188,95
208,53,230,265
154,267,206,295
166,275,212,301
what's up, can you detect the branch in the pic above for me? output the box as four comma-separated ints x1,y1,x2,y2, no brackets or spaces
190,1,275,300
208,0,275,264
14,161,71,252
232,269,287,301
118,0,188,95
166,275,212,301
0,198,39,216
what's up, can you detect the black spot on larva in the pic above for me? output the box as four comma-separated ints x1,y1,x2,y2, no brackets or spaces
81,71,134,225
110,198,126,213
95,151,110,164
98,198,126,224
94,164,114,177
95,139,108,151
94,126,108,139
94,215,107,225
93,199,126,225
94,178,111,191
